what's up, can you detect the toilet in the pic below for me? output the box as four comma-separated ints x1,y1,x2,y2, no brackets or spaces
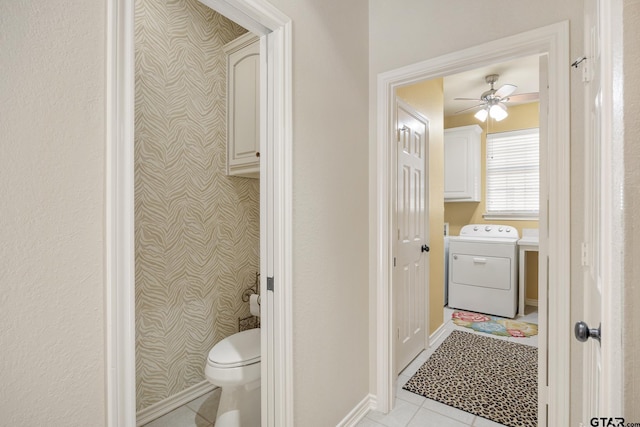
205,328,261,427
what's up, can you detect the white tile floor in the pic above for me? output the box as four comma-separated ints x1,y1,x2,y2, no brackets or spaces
142,307,538,427
141,388,221,427
356,306,539,427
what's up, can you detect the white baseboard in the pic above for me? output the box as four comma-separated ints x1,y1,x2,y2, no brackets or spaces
525,298,539,307
428,322,448,349
336,394,376,427
136,380,217,426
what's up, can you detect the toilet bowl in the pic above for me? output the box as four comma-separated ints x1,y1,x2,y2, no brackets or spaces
205,328,261,427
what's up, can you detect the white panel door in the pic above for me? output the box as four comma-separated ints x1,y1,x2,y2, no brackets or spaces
580,0,604,422
395,99,429,374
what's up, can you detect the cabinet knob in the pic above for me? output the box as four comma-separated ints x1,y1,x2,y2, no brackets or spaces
256,152,260,158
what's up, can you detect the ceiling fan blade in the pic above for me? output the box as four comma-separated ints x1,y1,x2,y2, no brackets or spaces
503,92,540,103
454,104,485,114
494,84,517,98
454,97,481,101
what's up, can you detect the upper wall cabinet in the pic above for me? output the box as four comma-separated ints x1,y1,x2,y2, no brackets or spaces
444,125,482,202
224,33,260,179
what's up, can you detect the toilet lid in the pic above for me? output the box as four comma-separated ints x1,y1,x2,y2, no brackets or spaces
208,328,261,368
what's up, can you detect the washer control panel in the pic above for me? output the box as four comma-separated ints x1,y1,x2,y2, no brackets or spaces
460,224,519,239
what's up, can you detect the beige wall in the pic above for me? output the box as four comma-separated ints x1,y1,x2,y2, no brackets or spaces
369,0,586,421
134,0,255,411
396,80,445,336
624,0,640,418
445,102,539,300
0,1,106,426
265,0,370,424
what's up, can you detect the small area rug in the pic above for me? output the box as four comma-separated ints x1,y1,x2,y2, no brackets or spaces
403,330,537,427
452,310,538,338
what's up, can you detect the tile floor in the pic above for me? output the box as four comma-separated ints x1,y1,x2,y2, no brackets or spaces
141,388,221,427
356,306,539,427
141,307,538,427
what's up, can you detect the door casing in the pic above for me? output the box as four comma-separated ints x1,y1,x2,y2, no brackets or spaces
373,22,570,426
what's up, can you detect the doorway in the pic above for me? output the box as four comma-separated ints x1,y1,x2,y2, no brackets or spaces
105,0,293,426
390,57,541,426
373,22,571,426
133,7,259,426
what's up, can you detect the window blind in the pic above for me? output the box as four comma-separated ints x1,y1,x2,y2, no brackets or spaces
486,128,539,217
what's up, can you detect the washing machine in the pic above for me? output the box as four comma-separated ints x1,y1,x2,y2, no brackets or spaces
447,224,519,318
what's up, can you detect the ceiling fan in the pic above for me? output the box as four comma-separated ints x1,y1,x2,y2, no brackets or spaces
454,74,539,122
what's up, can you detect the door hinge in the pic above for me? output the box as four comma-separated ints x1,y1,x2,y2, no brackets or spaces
393,257,396,267
267,276,274,291
581,242,589,266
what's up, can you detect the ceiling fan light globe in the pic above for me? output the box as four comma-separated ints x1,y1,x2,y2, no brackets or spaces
474,108,488,122
489,104,508,121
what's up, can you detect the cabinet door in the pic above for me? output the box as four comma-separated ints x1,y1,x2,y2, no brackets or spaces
444,125,482,202
226,34,260,178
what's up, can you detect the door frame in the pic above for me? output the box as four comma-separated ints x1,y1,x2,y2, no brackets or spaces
105,1,293,426
373,22,571,425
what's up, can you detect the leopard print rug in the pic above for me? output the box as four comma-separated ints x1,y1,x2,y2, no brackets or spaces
402,330,537,427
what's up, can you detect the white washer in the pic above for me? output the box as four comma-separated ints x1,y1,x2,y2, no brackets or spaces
447,224,519,318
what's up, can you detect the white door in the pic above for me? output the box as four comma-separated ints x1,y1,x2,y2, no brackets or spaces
394,99,429,374
579,0,606,422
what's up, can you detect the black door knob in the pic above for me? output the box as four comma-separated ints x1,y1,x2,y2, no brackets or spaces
574,321,601,343
421,245,430,253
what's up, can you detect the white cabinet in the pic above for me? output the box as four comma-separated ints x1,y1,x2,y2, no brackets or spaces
224,33,260,178
444,125,482,202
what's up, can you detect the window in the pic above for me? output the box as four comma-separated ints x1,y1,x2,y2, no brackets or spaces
485,128,539,219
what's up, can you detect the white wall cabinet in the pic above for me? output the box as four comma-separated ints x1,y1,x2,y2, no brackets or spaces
224,33,260,178
444,125,482,202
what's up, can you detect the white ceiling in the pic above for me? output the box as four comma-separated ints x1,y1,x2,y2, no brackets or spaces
443,54,540,116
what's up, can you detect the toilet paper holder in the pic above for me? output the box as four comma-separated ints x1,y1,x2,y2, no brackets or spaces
241,272,260,302
239,272,261,332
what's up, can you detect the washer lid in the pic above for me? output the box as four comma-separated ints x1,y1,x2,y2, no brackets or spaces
208,328,261,368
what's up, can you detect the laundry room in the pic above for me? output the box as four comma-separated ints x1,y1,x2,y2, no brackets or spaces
442,56,540,320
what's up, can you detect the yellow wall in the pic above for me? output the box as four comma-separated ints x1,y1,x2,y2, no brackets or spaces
396,80,444,335
444,102,540,301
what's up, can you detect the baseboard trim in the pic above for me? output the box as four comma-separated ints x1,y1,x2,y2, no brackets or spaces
429,322,448,349
136,380,217,426
336,394,376,427
525,298,539,307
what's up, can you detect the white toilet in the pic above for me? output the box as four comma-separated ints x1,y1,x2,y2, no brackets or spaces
205,328,261,427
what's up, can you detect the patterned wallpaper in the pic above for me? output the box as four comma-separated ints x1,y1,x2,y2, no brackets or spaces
134,0,257,411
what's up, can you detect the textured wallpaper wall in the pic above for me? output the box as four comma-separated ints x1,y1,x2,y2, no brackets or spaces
134,0,257,411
